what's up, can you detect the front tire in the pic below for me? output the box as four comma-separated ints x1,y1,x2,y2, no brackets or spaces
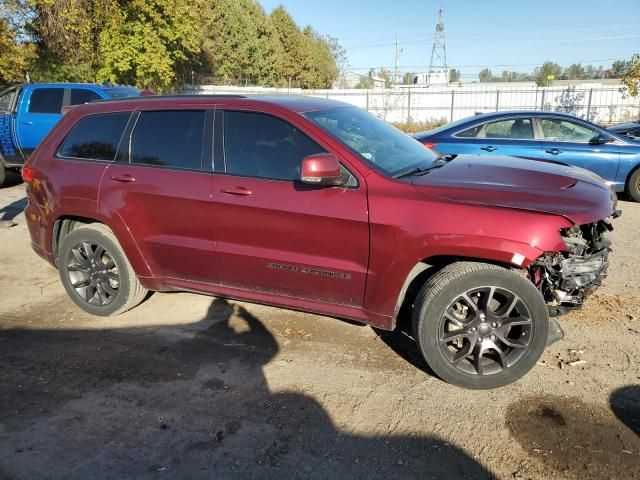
58,224,147,316
412,262,549,389
626,168,640,202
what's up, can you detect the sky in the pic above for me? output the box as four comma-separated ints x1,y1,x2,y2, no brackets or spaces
257,0,640,80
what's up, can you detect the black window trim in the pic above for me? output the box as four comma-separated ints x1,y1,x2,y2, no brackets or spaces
125,108,209,173
218,108,359,188
55,111,133,163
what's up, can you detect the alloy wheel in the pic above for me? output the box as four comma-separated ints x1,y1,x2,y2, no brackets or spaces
439,286,533,376
66,241,120,306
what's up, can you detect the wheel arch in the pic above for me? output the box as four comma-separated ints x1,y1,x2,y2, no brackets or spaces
392,255,516,328
52,214,154,281
624,162,640,196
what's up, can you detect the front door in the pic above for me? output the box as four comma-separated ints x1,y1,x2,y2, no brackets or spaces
537,117,620,182
211,109,369,307
99,109,216,284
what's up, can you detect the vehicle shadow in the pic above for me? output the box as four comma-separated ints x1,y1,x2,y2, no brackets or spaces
0,298,493,479
609,385,640,437
0,196,27,221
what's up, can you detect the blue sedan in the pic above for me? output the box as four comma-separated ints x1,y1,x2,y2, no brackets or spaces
414,111,640,201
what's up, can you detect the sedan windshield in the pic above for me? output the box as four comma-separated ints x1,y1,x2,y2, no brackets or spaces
305,107,438,177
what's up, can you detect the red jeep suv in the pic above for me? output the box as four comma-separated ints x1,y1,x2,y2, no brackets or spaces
23,95,617,389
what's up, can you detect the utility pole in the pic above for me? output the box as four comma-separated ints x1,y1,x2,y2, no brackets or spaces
394,35,399,85
428,8,448,86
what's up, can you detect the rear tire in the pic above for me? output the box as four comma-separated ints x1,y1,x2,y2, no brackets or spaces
0,163,5,187
58,224,147,316
626,168,640,202
412,262,549,389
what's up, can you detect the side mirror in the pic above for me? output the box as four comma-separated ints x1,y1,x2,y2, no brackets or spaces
300,153,344,186
590,134,612,145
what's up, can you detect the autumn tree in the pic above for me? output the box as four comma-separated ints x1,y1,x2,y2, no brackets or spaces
623,54,640,96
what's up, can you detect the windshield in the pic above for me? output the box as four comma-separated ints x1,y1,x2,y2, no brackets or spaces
101,87,142,98
305,107,438,177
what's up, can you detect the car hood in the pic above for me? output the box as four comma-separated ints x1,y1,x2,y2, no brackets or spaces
411,155,617,225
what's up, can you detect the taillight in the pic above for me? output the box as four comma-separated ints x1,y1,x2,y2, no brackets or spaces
423,142,437,149
22,166,34,182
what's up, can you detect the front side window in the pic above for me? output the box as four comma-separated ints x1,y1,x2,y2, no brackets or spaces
540,118,599,143
58,112,130,161
28,88,64,114
130,110,205,170
306,107,438,177
224,111,326,180
70,89,102,106
484,118,534,139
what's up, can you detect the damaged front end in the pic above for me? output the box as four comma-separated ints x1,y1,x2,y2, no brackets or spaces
529,218,615,315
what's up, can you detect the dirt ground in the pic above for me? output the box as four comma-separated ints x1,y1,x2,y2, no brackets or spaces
0,173,639,480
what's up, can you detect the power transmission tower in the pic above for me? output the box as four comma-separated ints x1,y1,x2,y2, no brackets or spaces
394,35,403,85
428,8,448,85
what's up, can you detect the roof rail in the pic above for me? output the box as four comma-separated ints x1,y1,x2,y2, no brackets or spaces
93,94,247,103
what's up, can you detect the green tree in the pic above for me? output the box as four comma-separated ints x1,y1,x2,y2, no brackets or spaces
97,0,203,91
610,60,628,78
402,72,415,85
623,53,640,96
0,17,35,84
534,61,562,86
478,68,493,82
270,6,311,87
564,63,586,80
449,68,460,82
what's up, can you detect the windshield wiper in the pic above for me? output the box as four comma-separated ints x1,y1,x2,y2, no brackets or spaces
393,166,433,179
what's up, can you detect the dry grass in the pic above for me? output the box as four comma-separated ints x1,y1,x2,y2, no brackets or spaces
392,118,448,134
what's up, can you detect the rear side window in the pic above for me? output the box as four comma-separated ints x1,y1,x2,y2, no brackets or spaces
70,89,101,106
58,113,130,161
456,125,482,138
28,88,64,114
223,111,325,180
130,110,205,170
484,118,534,139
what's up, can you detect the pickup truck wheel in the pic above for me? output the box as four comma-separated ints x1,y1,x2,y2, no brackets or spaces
58,224,147,316
412,262,549,389
626,168,640,202
0,163,5,187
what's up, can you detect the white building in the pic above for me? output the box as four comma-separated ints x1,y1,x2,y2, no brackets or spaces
413,69,450,86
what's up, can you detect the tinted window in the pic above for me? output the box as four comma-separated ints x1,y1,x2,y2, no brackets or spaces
58,113,130,161
102,87,142,98
224,111,325,180
484,118,534,139
28,88,64,114
70,89,101,105
131,110,205,170
0,88,17,112
540,118,599,142
457,125,482,138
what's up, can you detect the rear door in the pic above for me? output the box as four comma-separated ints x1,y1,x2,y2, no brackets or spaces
100,109,216,284
538,117,620,182
455,117,543,159
16,86,65,156
211,109,369,307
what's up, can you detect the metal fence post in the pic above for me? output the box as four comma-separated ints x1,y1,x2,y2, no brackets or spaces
407,89,412,123
586,88,593,120
366,90,369,111
450,90,455,122
495,89,500,112
540,89,546,110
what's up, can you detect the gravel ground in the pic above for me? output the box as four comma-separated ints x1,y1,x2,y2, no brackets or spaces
0,176,639,480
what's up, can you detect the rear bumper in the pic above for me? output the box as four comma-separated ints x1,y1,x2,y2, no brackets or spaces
25,200,56,268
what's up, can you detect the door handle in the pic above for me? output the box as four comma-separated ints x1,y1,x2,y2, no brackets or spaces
109,174,136,183
220,186,252,196
480,146,497,152
545,148,562,155
20,121,33,126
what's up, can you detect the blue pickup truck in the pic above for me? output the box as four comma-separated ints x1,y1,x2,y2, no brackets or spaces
0,83,143,186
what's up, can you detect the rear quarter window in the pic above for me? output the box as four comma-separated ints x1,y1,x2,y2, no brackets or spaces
58,112,131,161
